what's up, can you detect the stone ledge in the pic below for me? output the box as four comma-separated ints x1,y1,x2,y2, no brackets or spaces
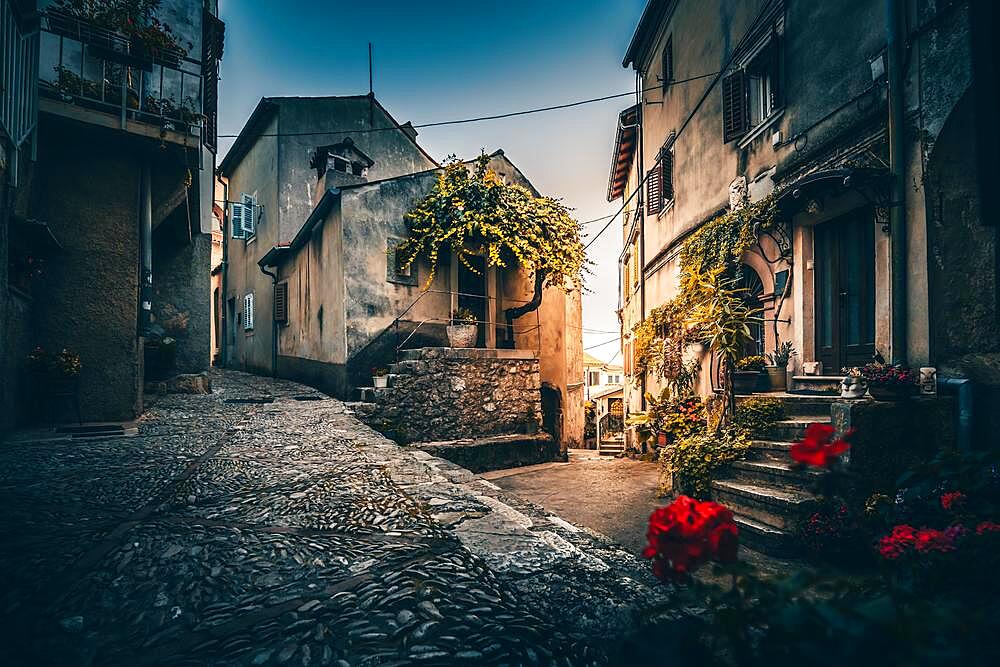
409,433,560,473
399,347,538,361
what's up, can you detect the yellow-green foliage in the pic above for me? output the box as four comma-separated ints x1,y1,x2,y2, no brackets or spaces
397,154,584,293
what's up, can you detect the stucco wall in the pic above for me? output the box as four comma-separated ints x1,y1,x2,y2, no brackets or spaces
223,97,438,376
152,231,212,373
28,118,142,421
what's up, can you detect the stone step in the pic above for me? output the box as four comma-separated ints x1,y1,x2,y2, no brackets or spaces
388,360,428,376
738,393,838,418
732,514,800,558
411,432,558,473
356,386,391,402
598,442,625,455
711,479,818,531
790,375,843,394
731,460,824,492
344,401,377,417
746,439,795,464
764,417,830,441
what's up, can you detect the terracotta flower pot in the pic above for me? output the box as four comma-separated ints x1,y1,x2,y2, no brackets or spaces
446,324,477,348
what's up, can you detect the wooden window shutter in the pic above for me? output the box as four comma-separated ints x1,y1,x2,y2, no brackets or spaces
661,148,674,202
646,164,662,215
722,69,748,142
231,200,245,238
241,193,256,235
274,282,289,323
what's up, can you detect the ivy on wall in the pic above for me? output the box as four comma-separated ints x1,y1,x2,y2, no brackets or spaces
630,192,779,387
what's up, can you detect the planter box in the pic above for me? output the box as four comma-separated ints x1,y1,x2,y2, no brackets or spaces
446,324,477,348
733,370,762,395
868,384,913,401
764,366,786,391
372,376,388,389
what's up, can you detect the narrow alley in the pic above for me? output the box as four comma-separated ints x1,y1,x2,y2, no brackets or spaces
0,371,668,666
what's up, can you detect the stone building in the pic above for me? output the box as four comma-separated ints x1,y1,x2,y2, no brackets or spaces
220,96,584,452
1,0,224,430
610,0,998,435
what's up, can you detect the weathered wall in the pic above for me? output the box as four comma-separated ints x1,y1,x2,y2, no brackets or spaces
364,348,542,444
152,230,212,373
28,118,142,421
223,97,438,376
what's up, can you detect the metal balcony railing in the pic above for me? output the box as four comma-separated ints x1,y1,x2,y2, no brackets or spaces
37,10,203,142
1,0,39,184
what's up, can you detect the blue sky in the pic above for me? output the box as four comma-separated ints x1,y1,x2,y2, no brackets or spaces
217,0,647,362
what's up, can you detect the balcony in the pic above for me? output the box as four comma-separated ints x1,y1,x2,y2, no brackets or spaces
1,0,38,184
37,10,203,146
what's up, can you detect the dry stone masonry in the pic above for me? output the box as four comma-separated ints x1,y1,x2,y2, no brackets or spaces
362,348,543,443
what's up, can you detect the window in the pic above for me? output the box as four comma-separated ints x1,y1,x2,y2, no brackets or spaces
231,193,257,239
722,27,783,143
588,371,600,386
386,237,418,286
274,282,289,324
645,136,675,214
631,243,640,288
661,37,673,89
243,293,255,330
623,256,631,298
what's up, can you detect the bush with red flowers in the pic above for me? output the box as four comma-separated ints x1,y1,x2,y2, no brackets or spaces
859,362,918,389
642,495,738,581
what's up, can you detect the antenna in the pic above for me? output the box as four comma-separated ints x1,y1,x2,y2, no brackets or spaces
368,43,374,95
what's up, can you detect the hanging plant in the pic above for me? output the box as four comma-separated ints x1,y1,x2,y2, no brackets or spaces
397,154,584,335
53,0,188,57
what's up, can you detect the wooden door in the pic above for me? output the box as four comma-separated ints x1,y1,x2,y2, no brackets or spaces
457,255,487,348
814,211,876,372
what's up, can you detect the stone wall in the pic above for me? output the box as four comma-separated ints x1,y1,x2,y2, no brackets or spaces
363,348,542,444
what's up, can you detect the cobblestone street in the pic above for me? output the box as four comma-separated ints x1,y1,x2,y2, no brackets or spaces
0,370,669,666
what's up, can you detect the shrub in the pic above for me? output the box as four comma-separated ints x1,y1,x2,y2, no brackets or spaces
735,355,767,371
661,426,752,498
734,396,784,435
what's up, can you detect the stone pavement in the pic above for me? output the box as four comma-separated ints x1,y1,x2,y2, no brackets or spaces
0,370,672,666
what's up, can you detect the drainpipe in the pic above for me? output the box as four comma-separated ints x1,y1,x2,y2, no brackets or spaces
636,70,648,411
886,0,908,363
140,161,153,335
220,178,229,366
938,378,973,451
259,263,279,378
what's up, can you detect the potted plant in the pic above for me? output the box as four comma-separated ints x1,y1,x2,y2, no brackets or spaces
765,341,796,391
447,307,478,348
371,367,389,389
733,355,767,394
839,366,869,399
860,362,917,401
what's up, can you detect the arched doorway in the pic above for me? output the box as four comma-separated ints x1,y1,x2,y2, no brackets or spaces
712,263,766,391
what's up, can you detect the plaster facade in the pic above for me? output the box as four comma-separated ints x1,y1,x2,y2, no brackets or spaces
612,0,997,423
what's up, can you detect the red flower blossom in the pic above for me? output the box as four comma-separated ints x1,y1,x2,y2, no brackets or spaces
642,496,739,582
976,521,1000,536
789,423,851,468
940,491,966,511
878,523,963,559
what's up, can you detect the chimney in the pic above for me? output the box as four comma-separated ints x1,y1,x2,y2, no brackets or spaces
400,121,418,142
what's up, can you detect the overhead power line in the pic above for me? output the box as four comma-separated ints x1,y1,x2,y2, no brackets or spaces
584,336,621,350
217,71,719,139
583,0,782,252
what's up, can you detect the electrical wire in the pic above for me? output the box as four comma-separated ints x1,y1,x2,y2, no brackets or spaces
217,72,720,139
584,336,621,350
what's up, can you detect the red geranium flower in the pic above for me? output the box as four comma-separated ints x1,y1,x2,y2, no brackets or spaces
878,523,963,559
976,521,1000,536
642,496,739,582
940,491,966,511
789,423,851,468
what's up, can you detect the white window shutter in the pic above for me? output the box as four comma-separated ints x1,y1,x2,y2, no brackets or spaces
244,293,255,330
231,201,245,238
241,193,256,235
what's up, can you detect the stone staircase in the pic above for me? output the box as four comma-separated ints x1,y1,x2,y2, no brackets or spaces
711,394,837,557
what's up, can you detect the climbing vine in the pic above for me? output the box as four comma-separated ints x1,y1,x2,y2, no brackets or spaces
397,154,584,327
630,191,778,389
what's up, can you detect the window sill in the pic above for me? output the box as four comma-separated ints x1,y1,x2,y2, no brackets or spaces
738,108,784,150
246,235,257,245
656,199,675,220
